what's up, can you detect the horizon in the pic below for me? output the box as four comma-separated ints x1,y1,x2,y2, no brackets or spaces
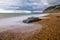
0,9,43,13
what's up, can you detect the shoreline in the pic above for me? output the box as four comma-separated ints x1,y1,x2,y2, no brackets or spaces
0,13,60,40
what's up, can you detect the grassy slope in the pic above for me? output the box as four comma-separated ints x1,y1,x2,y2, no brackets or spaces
43,5,60,13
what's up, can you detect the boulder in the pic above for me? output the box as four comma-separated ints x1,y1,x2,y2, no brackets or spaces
23,17,42,23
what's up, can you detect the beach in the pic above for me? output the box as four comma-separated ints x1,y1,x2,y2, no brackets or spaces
0,13,60,40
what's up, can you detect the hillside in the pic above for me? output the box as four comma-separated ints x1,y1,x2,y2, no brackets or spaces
43,5,60,13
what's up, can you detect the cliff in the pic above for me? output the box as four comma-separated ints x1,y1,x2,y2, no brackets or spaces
43,5,60,13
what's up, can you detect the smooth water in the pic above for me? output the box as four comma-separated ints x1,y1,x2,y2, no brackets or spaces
0,13,43,18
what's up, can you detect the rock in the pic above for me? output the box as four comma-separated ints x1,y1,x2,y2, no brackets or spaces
23,17,42,23
56,16,60,18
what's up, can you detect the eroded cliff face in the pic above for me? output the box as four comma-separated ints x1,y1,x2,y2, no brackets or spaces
43,5,60,13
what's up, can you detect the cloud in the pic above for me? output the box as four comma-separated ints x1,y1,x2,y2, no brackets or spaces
0,0,60,11
0,9,32,13
0,0,22,6
0,9,13,13
0,0,50,7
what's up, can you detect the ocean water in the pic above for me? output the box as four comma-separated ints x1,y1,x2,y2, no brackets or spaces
0,13,43,18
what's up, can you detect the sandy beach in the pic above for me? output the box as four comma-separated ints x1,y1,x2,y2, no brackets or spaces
0,13,60,40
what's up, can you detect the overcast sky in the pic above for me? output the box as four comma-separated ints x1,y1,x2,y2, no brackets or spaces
0,0,49,6
0,0,60,11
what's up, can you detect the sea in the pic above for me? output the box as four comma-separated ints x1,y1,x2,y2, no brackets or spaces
0,13,43,19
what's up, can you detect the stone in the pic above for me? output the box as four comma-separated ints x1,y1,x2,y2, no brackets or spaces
23,17,42,23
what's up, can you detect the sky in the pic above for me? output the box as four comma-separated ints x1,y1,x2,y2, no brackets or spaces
0,0,60,12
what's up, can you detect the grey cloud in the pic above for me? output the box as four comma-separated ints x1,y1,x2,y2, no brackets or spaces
0,0,60,11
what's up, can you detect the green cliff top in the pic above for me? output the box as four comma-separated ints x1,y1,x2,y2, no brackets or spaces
43,5,60,13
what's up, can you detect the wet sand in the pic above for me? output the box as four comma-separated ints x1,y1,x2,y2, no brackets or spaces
0,13,60,40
